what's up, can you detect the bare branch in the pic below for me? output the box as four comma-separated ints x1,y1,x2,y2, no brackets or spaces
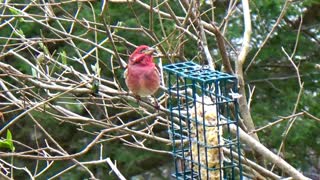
228,124,310,180
106,158,126,180
245,0,291,72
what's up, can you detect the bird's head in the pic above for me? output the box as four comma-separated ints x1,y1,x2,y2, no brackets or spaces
129,45,156,65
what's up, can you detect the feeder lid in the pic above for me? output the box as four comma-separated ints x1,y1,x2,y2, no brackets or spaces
163,62,236,82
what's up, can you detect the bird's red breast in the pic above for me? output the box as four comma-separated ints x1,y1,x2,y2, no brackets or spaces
124,45,160,97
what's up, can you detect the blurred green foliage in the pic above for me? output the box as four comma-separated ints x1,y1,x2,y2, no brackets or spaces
1,0,319,179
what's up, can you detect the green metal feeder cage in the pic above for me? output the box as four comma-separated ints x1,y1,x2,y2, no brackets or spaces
164,62,243,180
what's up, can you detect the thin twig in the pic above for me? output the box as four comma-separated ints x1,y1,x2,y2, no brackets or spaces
106,158,126,180
245,0,291,72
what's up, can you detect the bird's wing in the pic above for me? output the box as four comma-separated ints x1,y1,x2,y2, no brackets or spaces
154,64,160,76
154,64,162,85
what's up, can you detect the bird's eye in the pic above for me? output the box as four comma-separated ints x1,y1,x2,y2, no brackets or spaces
140,49,146,53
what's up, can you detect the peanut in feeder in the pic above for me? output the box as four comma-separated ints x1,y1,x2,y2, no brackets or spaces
164,62,242,180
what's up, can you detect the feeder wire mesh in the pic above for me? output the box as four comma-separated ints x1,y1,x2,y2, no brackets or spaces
164,62,243,180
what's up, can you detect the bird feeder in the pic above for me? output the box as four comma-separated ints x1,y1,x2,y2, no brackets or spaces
164,62,242,180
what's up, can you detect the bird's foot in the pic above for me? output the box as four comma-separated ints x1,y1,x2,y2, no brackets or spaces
153,97,160,111
135,95,141,106
153,102,160,111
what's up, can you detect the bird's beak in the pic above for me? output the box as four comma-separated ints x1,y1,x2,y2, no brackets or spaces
142,47,156,55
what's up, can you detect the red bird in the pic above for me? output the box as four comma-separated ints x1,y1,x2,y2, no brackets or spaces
124,45,160,100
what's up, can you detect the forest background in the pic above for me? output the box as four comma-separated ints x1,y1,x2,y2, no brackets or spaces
0,0,319,179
